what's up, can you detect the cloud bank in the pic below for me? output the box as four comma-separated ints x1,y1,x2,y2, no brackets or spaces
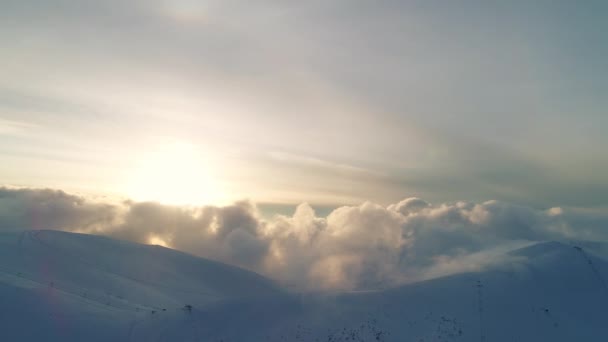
1,187,607,290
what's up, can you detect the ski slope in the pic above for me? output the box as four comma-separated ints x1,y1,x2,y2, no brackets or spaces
1,230,608,341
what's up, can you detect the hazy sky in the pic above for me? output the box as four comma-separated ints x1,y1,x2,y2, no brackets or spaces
1,0,607,209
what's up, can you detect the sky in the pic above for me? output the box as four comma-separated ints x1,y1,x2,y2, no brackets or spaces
1,1,608,291
1,0,607,210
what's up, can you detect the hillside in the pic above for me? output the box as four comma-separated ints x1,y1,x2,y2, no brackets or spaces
1,230,608,341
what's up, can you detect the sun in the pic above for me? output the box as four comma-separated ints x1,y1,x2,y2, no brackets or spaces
126,141,221,206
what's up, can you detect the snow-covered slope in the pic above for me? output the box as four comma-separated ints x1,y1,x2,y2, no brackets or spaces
2,230,608,341
0,230,282,341
168,240,608,342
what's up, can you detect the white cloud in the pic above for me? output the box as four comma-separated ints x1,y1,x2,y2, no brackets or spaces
2,187,608,291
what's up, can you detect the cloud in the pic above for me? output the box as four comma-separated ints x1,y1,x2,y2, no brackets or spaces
104,200,269,270
0,187,121,232
388,197,430,216
2,0,608,208
2,186,608,290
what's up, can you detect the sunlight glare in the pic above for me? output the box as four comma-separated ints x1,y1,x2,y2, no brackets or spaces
127,141,221,206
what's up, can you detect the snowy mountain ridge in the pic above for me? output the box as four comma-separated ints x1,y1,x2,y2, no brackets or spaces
1,230,608,341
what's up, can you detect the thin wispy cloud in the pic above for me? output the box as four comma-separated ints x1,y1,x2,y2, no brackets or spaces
1,0,606,207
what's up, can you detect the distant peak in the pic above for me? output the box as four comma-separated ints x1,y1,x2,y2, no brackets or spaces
509,241,575,258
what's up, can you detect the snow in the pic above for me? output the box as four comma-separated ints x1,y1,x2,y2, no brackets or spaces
1,230,608,341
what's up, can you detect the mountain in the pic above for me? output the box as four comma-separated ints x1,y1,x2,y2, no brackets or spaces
0,230,281,341
1,230,608,341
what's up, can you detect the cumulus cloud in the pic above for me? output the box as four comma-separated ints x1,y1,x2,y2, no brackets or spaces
0,187,121,232
1,186,608,290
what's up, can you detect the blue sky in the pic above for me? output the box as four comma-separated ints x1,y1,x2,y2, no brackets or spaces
1,0,607,209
